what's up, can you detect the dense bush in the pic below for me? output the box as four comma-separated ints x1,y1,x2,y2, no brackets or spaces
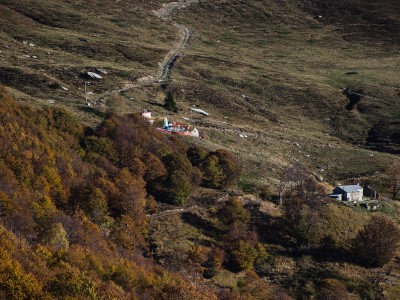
164,91,178,112
352,215,400,267
164,170,193,205
202,149,241,189
46,264,97,298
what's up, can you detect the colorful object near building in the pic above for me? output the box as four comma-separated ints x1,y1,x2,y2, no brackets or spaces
156,117,195,136
163,118,169,129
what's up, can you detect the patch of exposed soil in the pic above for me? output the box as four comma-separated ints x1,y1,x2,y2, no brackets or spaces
365,121,400,154
0,67,52,96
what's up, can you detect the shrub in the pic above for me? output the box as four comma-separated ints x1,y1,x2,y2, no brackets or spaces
204,246,225,278
231,240,259,271
352,215,400,267
117,70,131,78
164,170,192,206
284,202,323,248
0,249,44,299
213,149,241,188
202,150,241,189
218,197,250,226
143,153,168,184
48,82,61,89
162,153,192,177
317,278,350,300
187,146,207,167
259,186,273,201
46,265,97,298
202,154,224,188
164,91,178,113
236,270,271,299
191,167,202,187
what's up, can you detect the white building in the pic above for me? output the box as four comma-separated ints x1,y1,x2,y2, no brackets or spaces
330,184,363,202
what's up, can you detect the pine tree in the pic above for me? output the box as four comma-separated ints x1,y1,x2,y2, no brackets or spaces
164,91,178,113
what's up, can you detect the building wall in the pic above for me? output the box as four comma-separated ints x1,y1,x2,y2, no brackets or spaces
333,187,347,200
332,187,363,201
347,190,363,201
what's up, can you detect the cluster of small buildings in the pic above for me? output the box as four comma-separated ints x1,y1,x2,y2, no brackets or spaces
141,110,199,137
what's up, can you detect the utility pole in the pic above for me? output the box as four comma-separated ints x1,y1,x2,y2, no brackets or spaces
85,81,88,105
84,81,91,106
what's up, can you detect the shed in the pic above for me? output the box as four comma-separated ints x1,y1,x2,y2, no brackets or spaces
331,184,363,202
142,111,152,119
363,185,378,199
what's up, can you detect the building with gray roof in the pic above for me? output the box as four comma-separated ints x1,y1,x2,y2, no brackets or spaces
331,184,363,202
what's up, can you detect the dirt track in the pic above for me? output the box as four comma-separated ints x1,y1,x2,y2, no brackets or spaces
153,1,196,81
117,0,196,92
94,0,197,103
153,0,199,20
157,23,191,80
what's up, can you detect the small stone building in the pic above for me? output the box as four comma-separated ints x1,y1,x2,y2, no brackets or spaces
331,184,363,202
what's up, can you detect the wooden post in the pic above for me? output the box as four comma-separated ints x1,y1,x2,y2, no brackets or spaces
85,82,88,105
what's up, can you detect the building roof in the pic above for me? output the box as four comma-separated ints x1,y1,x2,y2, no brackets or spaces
337,185,363,193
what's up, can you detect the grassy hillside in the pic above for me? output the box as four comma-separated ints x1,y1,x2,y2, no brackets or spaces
0,0,398,189
0,1,400,298
159,0,399,193
0,0,174,124
171,0,399,143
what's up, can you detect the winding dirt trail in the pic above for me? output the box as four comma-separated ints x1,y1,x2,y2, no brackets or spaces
120,0,196,91
151,0,197,82
92,0,197,104
157,23,191,81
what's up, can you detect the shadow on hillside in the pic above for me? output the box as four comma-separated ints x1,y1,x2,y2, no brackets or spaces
254,212,356,265
343,88,362,110
181,211,223,239
255,214,292,247
286,246,354,264
79,106,106,118
144,100,165,108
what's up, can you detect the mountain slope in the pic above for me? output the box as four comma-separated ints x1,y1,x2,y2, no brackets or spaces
1,1,400,298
